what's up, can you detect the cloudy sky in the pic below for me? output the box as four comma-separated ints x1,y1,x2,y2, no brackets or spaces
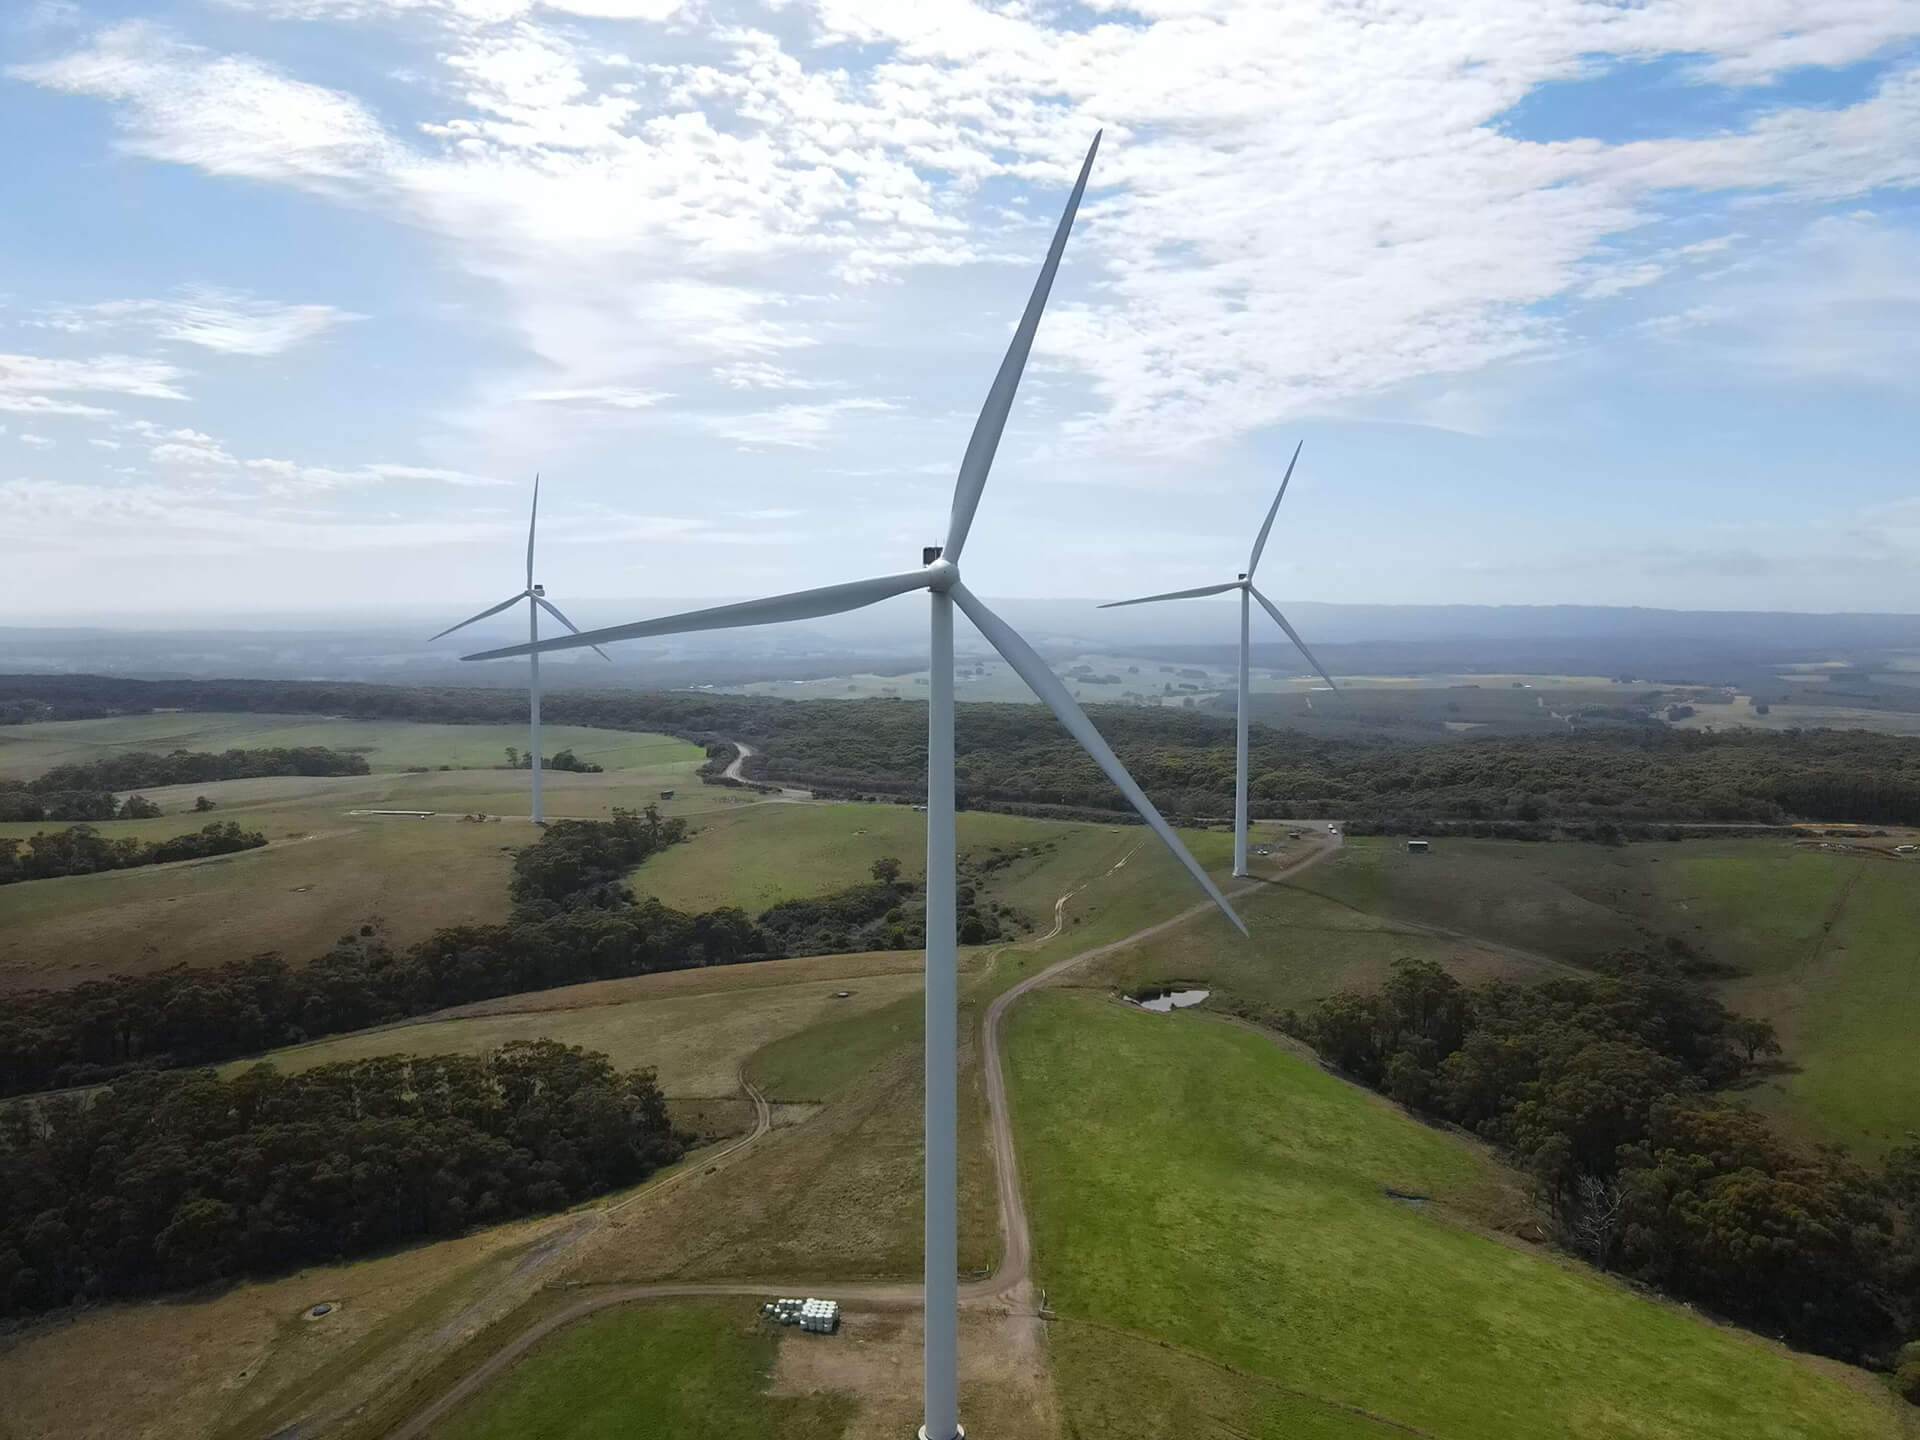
5,0,1918,623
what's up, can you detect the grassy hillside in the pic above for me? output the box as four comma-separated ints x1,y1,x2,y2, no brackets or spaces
1291,836,1920,1155
227,953,928,1097
635,800,1134,916
0,718,729,988
1007,991,1910,1440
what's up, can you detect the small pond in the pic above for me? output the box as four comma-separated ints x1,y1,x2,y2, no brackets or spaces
1133,987,1210,1012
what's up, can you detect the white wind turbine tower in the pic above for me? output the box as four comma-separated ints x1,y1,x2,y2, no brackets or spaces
463,132,1245,1440
1101,451,1340,878
429,475,609,824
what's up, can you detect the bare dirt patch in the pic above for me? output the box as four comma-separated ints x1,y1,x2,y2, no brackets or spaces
770,1302,1059,1440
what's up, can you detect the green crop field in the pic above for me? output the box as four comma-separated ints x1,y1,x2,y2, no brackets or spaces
1007,992,1910,1439
429,1299,854,1440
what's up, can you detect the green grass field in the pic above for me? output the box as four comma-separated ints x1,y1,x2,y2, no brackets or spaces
0,711,704,777
231,959,927,1098
0,715,734,988
639,800,1137,916
428,1300,854,1440
1293,836,1920,1157
1660,849,1920,1155
1007,991,1910,1439
1081,857,1573,1017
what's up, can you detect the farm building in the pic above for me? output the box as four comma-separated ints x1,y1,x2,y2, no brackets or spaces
1406,839,1430,853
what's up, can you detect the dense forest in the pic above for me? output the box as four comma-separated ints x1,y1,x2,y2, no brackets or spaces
0,821,266,885
0,1041,682,1316
1289,958,1917,1368
0,744,369,822
5,674,1919,826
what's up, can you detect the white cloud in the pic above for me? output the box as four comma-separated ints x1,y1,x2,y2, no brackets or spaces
0,353,189,412
149,427,237,468
36,288,364,356
11,0,1920,461
246,455,514,492
20,432,57,449
1639,211,1920,386
714,361,835,391
523,386,671,409
707,397,895,449
366,463,511,485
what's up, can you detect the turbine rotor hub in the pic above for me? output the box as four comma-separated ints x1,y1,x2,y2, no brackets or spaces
924,554,958,592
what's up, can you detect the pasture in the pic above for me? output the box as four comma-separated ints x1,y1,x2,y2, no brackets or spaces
0,711,704,778
1008,991,1911,1439
229,953,929,1097
1292,836,1920,1155
0,715,728,988
427,1300,854,1440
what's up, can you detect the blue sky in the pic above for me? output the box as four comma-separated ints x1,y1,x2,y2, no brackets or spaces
3,0,1918,623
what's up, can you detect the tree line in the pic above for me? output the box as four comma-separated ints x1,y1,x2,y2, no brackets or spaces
0,744,370,822
1288,957,1918,1368
0,1040,682,1317
0,821,266,885
0,812,1021,1097
6,674,1919,827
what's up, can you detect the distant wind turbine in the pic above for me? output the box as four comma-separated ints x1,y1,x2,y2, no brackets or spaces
429,475,609,823
462,132,1244,1440
1101,448,1340,877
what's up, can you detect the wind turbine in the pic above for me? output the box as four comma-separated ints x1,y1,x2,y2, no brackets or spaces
1101,450,1339,878
429,475,609,824
463,132,1244,1440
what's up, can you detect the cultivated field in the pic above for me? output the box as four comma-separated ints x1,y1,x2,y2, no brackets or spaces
1008,991,1912,1439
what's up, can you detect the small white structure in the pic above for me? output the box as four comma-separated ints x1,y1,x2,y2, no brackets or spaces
764,1297,840,1334
1407,839,1430,853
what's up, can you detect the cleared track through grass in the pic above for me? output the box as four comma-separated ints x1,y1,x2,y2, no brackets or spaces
384,836,1343,1439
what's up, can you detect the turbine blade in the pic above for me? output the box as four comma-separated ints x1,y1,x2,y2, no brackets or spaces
1247,440,1303,579
429,591,528,642
1250,585,1340,694
534,595,612,662
463,569,931,661
944,132,1100,564
526,473,540,589
952,581,1246,936
1098,580,1241,609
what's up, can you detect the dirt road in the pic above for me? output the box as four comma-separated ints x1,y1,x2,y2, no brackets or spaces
385,835,1341,1438
722,740,811,800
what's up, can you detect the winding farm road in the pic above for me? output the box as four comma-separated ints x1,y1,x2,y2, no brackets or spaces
385,835,1341,1439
